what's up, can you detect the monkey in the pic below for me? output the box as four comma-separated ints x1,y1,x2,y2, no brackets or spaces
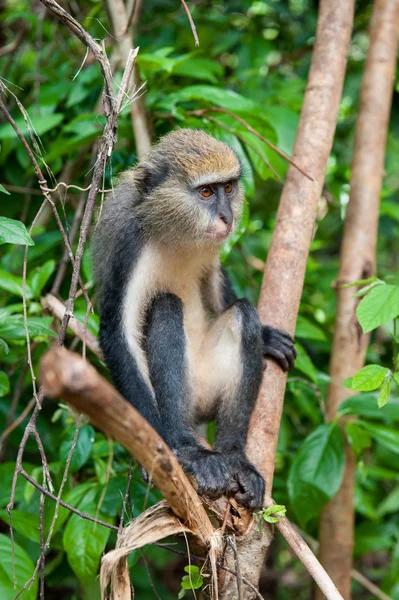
92,129,296,510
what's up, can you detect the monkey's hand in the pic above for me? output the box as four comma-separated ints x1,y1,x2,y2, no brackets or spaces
262,325,296,371
175,446,230,500
225,452,265,511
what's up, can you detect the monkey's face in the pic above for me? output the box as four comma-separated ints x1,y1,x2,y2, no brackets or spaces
133,129,245,247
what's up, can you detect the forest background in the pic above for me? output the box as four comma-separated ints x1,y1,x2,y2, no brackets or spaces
1,0,399,599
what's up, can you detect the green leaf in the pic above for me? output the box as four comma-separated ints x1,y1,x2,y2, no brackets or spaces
287,423,345,525
0,113,64,140
0,269,32,298
0,509,41,544
345,422,372,454
356,284,399,333
376,484,399,517
0,316,56,340
0,339,9,355
0,463,34,508
0,371,10,397
258,504,287,523
359,421,399,454
339,393,399,421
295,316,327,341
30,259,55,298
174,85,258,113
172,57,223,83
63,502,111,586
0,184,10,195
0,217,34,246
181,565,203,590
0,533,38,599
350,365,391,392
378,375,392,408
293,342,318,383
59,425,95,473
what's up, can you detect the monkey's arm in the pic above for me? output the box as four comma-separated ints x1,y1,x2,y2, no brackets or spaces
221,269,296,371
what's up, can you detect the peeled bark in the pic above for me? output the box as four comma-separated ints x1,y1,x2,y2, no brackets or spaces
220,2,355,597
317,2,399,598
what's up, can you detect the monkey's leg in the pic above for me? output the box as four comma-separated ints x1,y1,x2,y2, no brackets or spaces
204,299,265,510
146,292,231,499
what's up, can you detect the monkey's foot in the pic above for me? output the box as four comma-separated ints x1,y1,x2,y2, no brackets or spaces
176,446,230,499
262,325,297,371
226,452,265,511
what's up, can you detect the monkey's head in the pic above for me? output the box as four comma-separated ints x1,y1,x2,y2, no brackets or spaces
126,129,244,247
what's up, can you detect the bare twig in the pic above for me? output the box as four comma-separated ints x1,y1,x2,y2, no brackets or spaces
181,0,199,46
42,294,102,358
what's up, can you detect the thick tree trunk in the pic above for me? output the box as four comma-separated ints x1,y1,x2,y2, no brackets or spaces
220,1,355,597
317,2,399,598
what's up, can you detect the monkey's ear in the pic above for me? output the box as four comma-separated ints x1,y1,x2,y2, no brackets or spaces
134,162,155,194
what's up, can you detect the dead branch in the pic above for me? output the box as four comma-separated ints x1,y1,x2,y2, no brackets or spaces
105,0,152,158
181,0,199,46
317,1,399,597
42,294,102,358
40,346,215,548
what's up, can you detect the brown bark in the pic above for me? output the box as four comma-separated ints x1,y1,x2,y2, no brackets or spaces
105,0,152,159
317,2,399,598
40,347,214,547
220,2,355,597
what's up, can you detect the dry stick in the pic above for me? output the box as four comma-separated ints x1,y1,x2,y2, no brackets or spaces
261,499,343,600
317,2,399,598
105,0,152,158
42,294,102,359
181,0,199,46
219,2,356,599
40,346,215,548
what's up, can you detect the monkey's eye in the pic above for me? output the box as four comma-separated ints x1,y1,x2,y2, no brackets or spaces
224,182,233,194
199,186,213,199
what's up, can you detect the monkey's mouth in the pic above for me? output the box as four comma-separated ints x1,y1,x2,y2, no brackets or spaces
204,229,232,241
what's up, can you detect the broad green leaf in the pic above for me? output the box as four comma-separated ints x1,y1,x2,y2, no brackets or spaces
59,425,95,473
345,422,372,454
359,421,399,454
0,339,9,355
292,342,318,383
378,376,392,408
376,485,399,517
0,315,56,340
0,113,64,140
172,57,223,83
0,371,10,397
0,269,32,298
350,365,391,392
356,284,399,333
0,184,10,194
0,217,34,246
63,502,111,586
295,316,327,341
339,393,399,421
0,509,41,544
0,463,34,507
287,423,345,525
0,534,38,599
181,565,203,590
30,259,55,298
174,85,258,113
